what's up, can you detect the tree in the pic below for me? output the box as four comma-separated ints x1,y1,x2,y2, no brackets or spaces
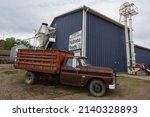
0,37,32,50
0,40,5,49
2,37,16,50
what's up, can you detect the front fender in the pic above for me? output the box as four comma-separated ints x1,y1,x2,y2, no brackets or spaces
81,75,113,87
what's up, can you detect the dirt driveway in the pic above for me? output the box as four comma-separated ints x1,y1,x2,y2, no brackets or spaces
0,64,150,100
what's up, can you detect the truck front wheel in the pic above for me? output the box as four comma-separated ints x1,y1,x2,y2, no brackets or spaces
89,79,106,97
24,71,35,85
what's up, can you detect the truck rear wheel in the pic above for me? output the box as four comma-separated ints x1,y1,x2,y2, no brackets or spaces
24,71,35,85
89,79,106,97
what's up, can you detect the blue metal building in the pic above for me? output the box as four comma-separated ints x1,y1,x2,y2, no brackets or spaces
134,45,150,69
51,6,127,72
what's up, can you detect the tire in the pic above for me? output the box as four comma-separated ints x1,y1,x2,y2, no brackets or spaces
24,71,35,85
88,79,106,97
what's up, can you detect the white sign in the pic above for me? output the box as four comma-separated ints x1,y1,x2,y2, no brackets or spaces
69,31,82,51
74,50,81,56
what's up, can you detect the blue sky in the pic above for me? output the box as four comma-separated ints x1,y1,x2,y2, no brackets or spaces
0,0,149,48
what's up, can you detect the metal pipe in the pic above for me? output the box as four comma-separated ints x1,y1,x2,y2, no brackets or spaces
124,16,131,73
82,9,87,57
129,15,136,66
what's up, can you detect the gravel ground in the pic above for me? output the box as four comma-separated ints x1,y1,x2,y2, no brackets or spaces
0,64,150,100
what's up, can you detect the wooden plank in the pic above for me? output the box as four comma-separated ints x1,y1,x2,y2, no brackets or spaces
17,54,56,59
16,61,56,67
17,57,57,62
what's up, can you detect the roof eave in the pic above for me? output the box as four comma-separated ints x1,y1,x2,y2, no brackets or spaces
50,6,84,26
134,44,150,51
84,6,124,28
50,5,124,28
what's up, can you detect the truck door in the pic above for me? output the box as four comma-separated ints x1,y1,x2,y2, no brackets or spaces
60,57,82,86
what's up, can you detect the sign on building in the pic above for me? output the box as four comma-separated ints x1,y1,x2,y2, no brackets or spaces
74,50,81,56
69,30,82,51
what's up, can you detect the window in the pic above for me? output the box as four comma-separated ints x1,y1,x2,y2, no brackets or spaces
65,58,73,67
80,58,88,66
65,58,79,67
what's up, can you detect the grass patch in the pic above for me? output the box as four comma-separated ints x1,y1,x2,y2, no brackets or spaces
12,70,26,83
3,70,17,74
117,76,150,84
114,76,150,99
13,70,26,78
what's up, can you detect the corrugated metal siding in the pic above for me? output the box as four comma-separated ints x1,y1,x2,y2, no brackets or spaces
86,13,127,72
10,45,27,62
51,11,83,51
135,47,150,68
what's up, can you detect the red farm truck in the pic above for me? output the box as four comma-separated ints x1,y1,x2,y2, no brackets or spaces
15,49,116,97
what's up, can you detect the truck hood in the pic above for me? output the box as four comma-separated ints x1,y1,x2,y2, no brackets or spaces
80,66,113,76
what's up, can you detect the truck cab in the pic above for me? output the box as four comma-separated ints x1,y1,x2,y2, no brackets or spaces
60,56,89,86
60,56,116,97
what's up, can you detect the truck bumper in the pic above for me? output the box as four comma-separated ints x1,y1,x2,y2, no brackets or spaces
109,72,118,89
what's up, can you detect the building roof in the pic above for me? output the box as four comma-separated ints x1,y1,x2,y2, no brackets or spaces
134,44,150,51
51,5,124,28
11,44,27,49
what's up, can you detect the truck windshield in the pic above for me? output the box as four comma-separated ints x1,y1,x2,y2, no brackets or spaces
80,58,88,66
65,58,79,68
